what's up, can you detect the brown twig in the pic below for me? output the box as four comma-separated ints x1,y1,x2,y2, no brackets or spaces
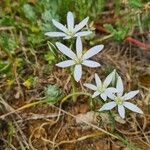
125,37,150,50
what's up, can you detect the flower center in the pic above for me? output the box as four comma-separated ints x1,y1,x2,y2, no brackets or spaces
74,57,82,64
67,30,74,37
115,96,123,105
98,85,105,93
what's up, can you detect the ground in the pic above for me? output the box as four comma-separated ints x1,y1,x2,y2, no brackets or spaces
0,40,150,149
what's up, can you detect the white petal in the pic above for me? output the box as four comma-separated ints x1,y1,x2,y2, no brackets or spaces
116,76,124,96
103,71,114,87
82,60,101,68
52,19,68,33
82,45,104,60
118,105,125,119
74,31,92,37
56,42,76,59
45,32,67,37
122,90,139,100
105,87,117,95
83,83,97,91
74,17,89,32
74,64,82,82
56,60,75,68
95,73,102,87
123,102,143,114
99,102,116,111
92,91,100,98
100,93,107,101
67,11,74,30
107,93,116,100
105,88,117,100
76,37,82,58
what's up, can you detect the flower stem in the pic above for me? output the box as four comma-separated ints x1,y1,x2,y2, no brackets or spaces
108,110,116,132
90,34,113,46
69,41,77,102
70,67,77,102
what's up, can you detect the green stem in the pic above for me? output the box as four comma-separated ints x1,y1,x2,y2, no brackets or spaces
90,34,113,46
100,99,116,132
108,110,116,132
69,41,77,102
70,72,77,102
61,92,91,103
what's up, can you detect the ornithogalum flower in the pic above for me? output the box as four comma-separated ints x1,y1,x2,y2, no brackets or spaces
84,70,117,101
99,76,143,119
56,37,104,82
45,11,92,39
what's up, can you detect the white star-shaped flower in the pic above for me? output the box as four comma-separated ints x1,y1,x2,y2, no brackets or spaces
56,37,104,82
84,70,117,101
99,76,143,119
45,11,92,39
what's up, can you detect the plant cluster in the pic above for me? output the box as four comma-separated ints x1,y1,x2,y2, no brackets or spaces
45,11,143,119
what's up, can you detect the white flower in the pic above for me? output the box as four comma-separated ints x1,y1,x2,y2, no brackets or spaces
45,11,92,39
84,70,117,101
56,37,104,82
99,76,143,119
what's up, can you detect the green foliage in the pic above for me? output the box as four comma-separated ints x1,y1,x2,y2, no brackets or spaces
27,33,43,47
44,41,57,64
104,24,129,41
22,75,39,89
0,16,15,26
44,51,55,64
0,33,17,52
22,4,36,22
44,85,61,103
128,0,142,8
58,0,105,21
0,60,11,74
115,0,121,15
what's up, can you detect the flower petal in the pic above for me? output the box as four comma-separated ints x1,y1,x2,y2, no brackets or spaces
116,76,124,96
52,19,68,33
95,73,102,87
74,64,82,82
82,45,104,60
82,60,101,68
56,60,75,68
105,88,117,99
74,17,89,32
118,105,125,119
103,71,114,87
92,91,100,98
100,93,107,101
83,83,97,91
74,31,92,37
76,37,82,58
99,102,116,111
67,11,74,30
45,32,67,37
123,102,143,114
122,90,139,100
107,93,116,100
105,87,117,94
56,42,76,59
